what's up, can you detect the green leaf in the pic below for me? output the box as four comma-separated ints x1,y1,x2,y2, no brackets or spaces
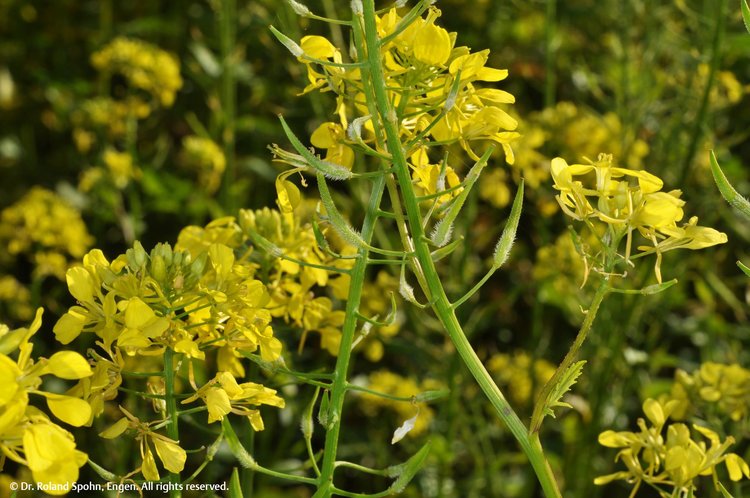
718,481,735,498
414,389,450,403
492,180,524,268
317,173,366,248
317,389,331,428
430,146,493,247
87,459,119,481
221,418,257,469
738,260,750,277
540,361,586,420
387,441,432,493
269,25,303,57
710,151,750,219
228,468,244,498
743,0,750,34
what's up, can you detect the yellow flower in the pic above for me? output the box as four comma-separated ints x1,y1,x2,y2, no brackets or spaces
551,154,727,282
117,297,171,353
181,136,226,194
311,122,354,170
182,371,284,429
23,422,88,494
595,398,750,494
91,37,182,106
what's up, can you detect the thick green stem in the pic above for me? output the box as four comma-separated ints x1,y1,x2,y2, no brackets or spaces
359,2,561,497
316,173,388,495
163,348,182,498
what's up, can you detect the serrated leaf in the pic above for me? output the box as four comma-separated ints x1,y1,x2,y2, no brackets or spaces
710,151,750,219
541,361,586,419
743,0,750,34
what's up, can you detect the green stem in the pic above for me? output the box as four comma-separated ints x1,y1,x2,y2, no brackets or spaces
544,0,557,108
677,0,726,186
359,2,560,497
530,279,609,433
218,0,237,212
315,173,388,495
163,348,182,498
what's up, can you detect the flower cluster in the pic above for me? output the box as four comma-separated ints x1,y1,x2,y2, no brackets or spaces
71,97,151,154
289,6,518,204
91,37,182,107
0,310,91,493
53,239,285,479
176,205,350,356
667,362,750,423
0,187,93,281
551,153,727,282
180,136,226,194
595,398,750,496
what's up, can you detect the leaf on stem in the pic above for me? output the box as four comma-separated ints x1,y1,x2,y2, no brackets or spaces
430,147,493,247
538,360,586,421
743,0,750,34
221,418,257,469
228,468,244,498
710,151,750,219
279,116,354,180
317,173,367,248
738,260,750,278
492,179,524,268
387,441,432,493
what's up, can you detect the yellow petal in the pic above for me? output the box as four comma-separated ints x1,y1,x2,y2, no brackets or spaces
46,394,92,427
643,398,665,427
726,453,750,481
300,36,337,59
413,24,452,66
152,437,187,473
44,351,92,379
23,422,82,490
66,266,95,303
205,387,232,423
53,310,86,345
310,122,339,149
99,417,130,439
124,298,157,330
0,354,21,405
141,442,160,481
275,177,300,214
209,243,235,278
